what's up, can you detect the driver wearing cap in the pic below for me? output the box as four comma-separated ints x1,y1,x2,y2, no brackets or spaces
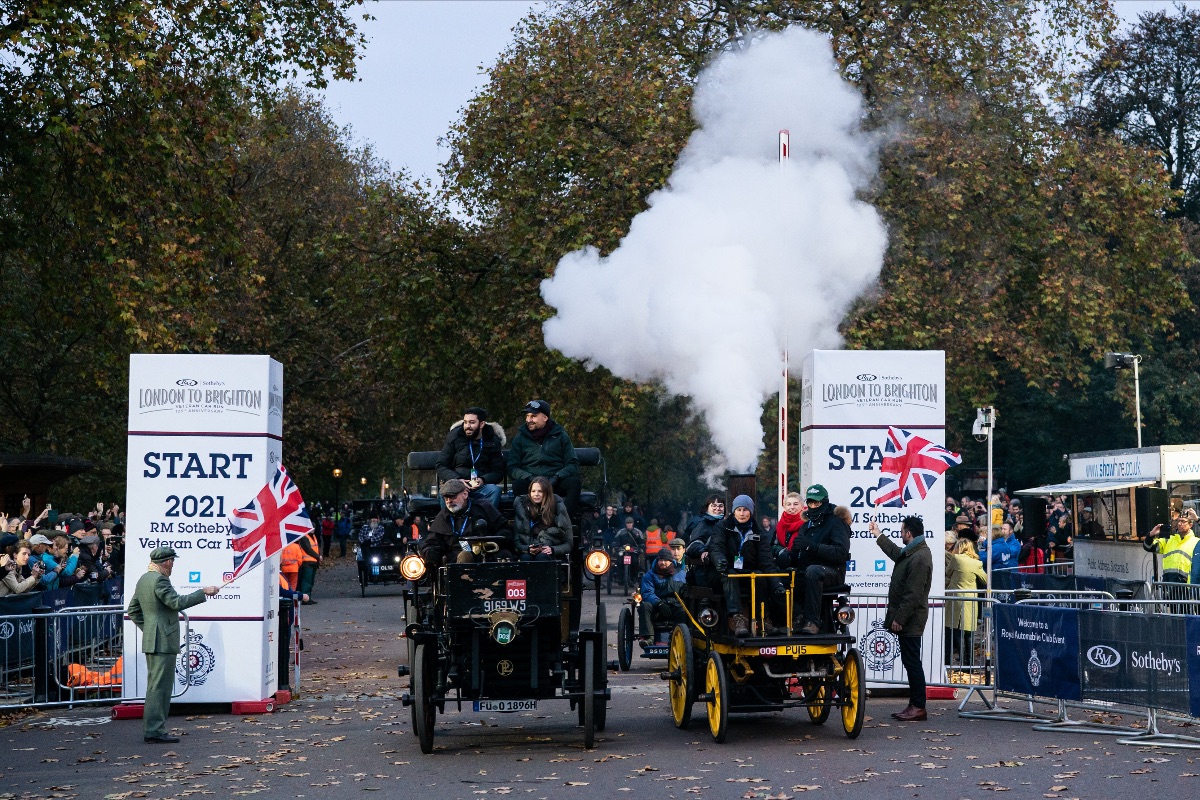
507,399,582,515
422,479,513,565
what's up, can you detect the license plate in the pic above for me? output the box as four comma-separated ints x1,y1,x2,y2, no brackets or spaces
760,645,810,657
473,699,537,713
623,555,632,565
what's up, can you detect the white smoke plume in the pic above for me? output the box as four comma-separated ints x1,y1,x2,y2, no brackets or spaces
541,27,887,471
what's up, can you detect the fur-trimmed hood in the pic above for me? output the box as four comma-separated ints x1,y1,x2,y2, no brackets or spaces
449,419,507,447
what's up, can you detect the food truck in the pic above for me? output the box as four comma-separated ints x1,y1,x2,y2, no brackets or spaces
1015,444,1200,586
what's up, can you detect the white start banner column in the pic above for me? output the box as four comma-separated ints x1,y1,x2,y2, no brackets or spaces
800,349,948,684
123,354,283,704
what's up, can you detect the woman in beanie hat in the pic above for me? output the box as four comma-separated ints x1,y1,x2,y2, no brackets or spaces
706,495,779,636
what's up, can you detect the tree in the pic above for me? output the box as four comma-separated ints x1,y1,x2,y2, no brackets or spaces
1078,5,1200,220
0,1,366,504
444,0,1173,497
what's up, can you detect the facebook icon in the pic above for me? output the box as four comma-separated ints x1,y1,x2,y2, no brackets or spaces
846,560,856,571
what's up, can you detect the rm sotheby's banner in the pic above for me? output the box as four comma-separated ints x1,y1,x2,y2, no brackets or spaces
800,350,948,683
995,604,1081,700
123,354,282,705
1080,609,1189,715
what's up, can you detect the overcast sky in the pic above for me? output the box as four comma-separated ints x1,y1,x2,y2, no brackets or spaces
319,1,1191,184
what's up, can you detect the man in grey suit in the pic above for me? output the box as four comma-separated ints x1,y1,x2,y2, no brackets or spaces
127,547,218,743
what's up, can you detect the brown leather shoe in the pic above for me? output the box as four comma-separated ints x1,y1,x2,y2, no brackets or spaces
800,622,820,635
894,705,928,722
890,704,914,720
729,614,750,637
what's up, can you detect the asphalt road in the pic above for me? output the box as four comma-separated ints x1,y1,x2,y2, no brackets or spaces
6,556,1200,799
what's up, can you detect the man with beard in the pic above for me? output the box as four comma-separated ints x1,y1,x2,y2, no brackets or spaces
421,479,511,565
507,400,581,514
789,485,851,635
435,406,506,509
640,549,686,635
871,516,933,722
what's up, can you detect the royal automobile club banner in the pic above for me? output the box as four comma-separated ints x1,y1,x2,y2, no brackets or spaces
1080,610,1189,715
994,604,1081,701
800,350,948,685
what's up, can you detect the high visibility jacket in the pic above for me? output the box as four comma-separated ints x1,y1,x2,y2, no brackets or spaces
644,527,664,555
1145,531,1197,581
301,532,319,564
281,542,303,572
67,656,123,688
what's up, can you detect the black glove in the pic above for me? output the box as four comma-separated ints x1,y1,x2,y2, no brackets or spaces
743,532,760,542
797,537,817,555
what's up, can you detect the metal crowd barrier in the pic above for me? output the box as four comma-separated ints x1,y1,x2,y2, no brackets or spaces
992,561,1076,577
959,591,1200,749
848,593,997,711
0,605,196,711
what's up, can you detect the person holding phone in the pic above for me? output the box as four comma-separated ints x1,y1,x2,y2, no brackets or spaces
0,544,43,596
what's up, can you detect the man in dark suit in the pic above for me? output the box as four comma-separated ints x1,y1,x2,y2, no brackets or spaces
126,547,218,743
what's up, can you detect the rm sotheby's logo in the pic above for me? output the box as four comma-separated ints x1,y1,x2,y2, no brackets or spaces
856,373,878,381
1087,644,1121,668
176,378,198,386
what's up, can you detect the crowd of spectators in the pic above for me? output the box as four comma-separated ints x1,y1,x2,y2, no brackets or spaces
0,497,123,598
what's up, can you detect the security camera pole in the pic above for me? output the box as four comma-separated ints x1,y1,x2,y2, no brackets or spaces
973,407,997,596
1104,352,1142,448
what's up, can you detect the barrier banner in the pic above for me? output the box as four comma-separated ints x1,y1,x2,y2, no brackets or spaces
1188,617,1200,719
0,593,41,672
995,603,1081,700
1080,610,1188,714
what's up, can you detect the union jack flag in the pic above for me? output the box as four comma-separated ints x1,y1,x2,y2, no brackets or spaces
227,465,313,581
873,427,961,508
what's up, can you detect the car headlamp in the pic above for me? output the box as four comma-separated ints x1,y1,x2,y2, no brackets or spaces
836,607,856,625
400,554,426,580
584,548,611,576
492,619,517,645
698,607,719,628
370,555,380,564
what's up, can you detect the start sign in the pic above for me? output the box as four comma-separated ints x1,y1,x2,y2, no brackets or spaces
506,580,527,601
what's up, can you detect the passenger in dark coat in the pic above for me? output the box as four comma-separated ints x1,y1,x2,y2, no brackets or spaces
790,485,852,634
435,407,506,509
707,495,778,636
514,477,574,560
421,480,511,565
507,399,581,514
872,515,933,722
684,494,725,590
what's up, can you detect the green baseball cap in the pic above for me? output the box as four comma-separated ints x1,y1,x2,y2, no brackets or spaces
805,484,828,502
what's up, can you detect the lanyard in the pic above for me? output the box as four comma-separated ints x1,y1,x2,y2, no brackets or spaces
452,501,473,537
467,440,481,467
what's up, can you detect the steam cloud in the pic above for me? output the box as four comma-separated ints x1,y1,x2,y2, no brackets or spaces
541,27,887,471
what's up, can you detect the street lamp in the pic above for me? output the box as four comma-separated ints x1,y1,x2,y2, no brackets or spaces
332,469,342,523
360,477,367,499
1105,352,1143,448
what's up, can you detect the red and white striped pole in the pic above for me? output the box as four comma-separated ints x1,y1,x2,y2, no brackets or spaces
778,130,790,516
